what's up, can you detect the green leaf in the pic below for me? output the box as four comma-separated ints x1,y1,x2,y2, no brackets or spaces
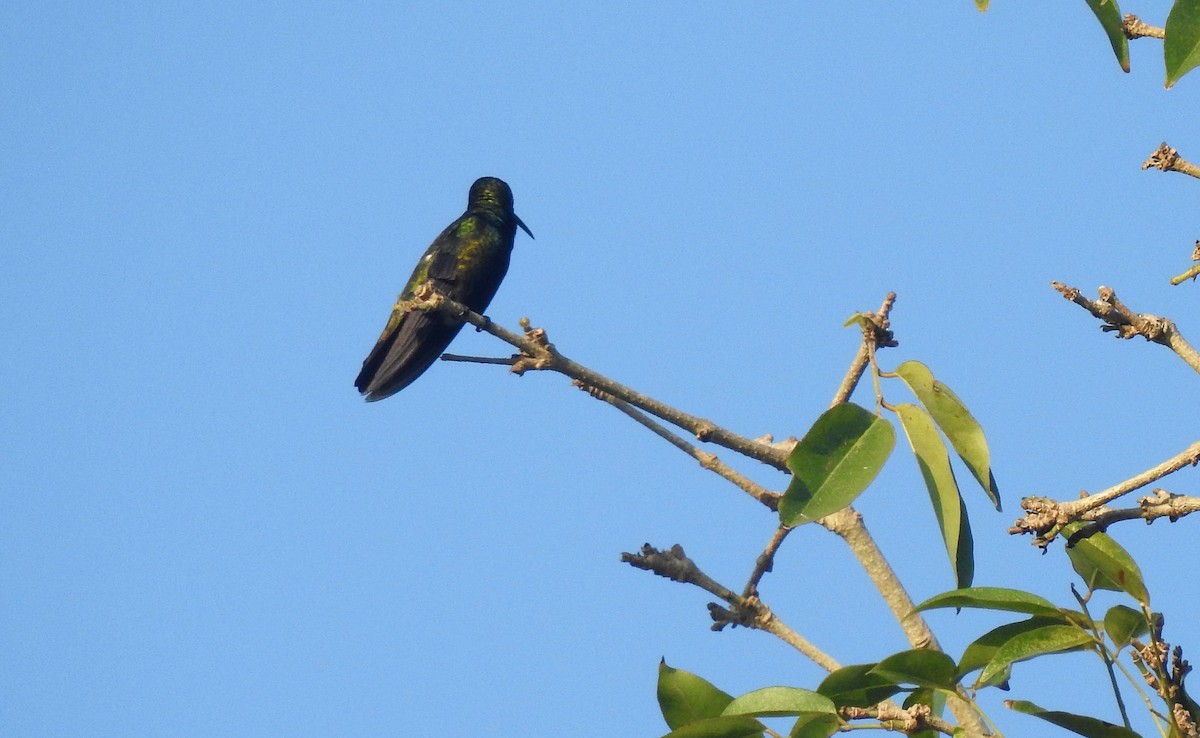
779,403,896,526
871,650,960,691
1166,0,1200,88
658,660,735,730
721,687,836,718
1084,0,1131,72
816,663,903,708
975,0,989,10
1006,700,1143,738
895,404,974,588
1103,605,1148,650
913,587,1061,617
978,625,1094,686
1063,524,1150,606
894,361,999,510
959,617,1073,688
661,715,766,738
788,712,841,738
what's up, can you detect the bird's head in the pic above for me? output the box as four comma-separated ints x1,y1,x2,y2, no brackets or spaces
469,176,534,239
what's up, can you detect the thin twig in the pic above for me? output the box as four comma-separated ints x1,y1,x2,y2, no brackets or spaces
1067,490,1200,544
1169,264,1200,286
575,383,780,509
1068,442,1200,513
441,353,518,365
831,292,897,406
409,285,792,471
621,543,841,672
743,525,792,598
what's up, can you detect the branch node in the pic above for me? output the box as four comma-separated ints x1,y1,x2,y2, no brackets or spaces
1124,14,1166,40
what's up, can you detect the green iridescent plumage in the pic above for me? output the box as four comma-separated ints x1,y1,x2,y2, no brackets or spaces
355,177,533,401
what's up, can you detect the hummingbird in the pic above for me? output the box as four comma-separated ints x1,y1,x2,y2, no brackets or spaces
355,176,534,401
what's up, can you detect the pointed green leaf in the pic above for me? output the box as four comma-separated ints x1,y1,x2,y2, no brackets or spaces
894,361,999,510
1063,524,1150,606
1166,0,1200,88
1085,0,1131,72
1103,605,1148,650
816,663,903,708
779,403,895,526
914,587,1061,617
871,650,960,691
658,660,735,730
1006,700,1143,738
959,617,1073,688
721,687,836,719
661,715,766,738
788,712,841,738
978,625,1094,685
895,404,974,587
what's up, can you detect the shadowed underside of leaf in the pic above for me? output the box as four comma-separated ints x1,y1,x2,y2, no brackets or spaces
1007,699,1143,738
895,403,974,588
978,624,1094,685
914,587,1061,617
894,361,1000,510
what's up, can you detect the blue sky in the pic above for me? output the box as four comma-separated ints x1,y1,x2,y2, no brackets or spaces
4,2,1198,736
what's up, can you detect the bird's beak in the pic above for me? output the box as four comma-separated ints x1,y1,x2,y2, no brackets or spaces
515,214,534,240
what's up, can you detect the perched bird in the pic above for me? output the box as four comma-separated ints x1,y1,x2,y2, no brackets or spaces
355,177,534,401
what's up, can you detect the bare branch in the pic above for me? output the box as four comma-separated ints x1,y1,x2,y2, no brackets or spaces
1052,282,1200,374
621,543,841,672
429,287,988,735
1011,441,1200,544
410,285,792,471
822,508,937,649
1067,490,1200,544
1074,442,1200,513
1143,142,1200,180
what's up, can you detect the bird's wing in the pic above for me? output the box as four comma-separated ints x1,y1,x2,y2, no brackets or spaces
354,306,460,401
426,245,462,283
